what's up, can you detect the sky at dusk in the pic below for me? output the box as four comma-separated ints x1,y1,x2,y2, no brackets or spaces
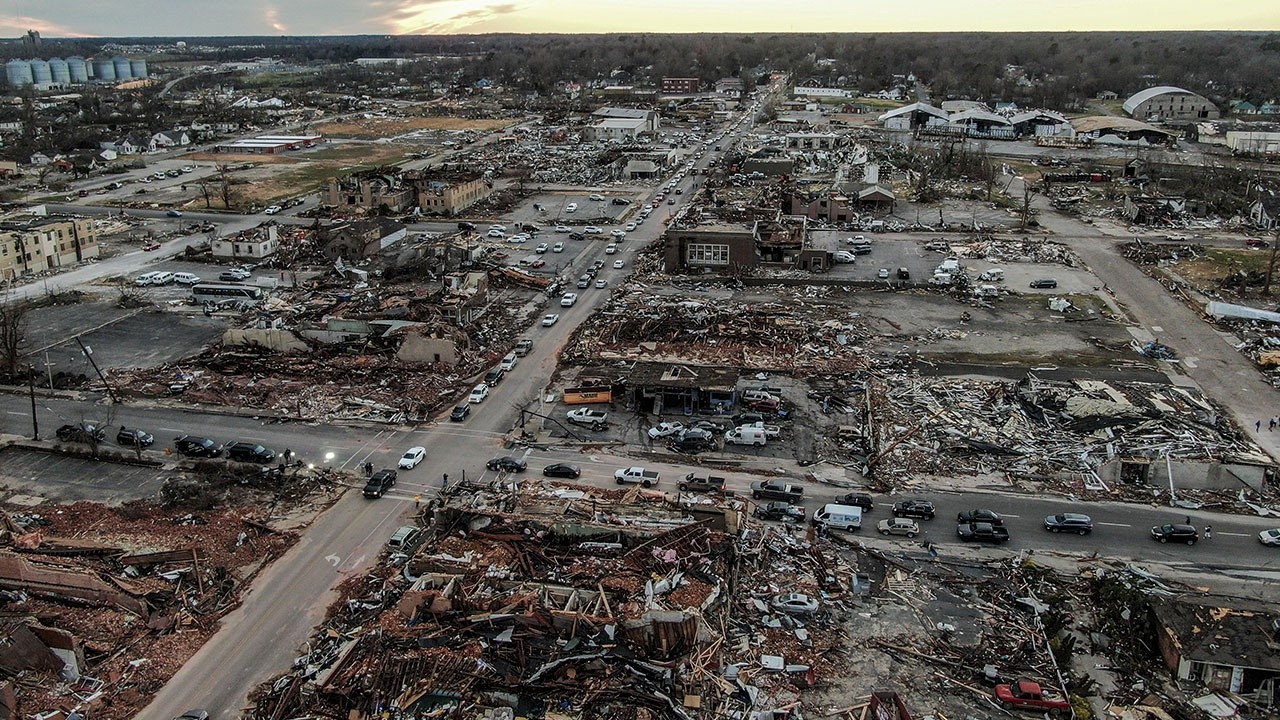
2,0,1277,37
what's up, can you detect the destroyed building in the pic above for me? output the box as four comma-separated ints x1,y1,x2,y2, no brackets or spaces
0,214,99,280
661,217,821,273
321,168,416,213
211,222,279,260
317,218,407,261
1151,595,1280,701
406,169,492,216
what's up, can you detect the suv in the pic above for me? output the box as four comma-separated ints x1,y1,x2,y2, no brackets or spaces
1151,523,1198,545
225,441,277,464
892,500,936,519
835,492,875,512
362,469,398,498
754,501,806,523
1044,512,1093,535
487,456,528,473
387,526,423,552
116,426,155,447
1029,279,1058,289
174,435,222,457
484,368,505,386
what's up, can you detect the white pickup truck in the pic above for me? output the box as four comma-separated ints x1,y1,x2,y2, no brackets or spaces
567,408,609,427
740,421,781,438
614,466,661,487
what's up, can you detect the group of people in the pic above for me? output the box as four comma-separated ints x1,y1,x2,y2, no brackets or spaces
1185,515,1212,539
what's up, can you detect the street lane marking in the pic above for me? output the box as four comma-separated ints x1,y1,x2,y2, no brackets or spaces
1097,522,1132,527
1217,532,1249,538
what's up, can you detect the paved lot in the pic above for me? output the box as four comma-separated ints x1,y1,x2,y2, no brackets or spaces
0,446,169,505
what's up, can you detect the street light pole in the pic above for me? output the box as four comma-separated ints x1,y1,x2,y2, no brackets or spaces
27,365,38,440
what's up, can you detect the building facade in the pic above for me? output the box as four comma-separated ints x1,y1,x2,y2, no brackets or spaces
1123,86,1220,122
0,216,99,281
322,171,415,213
411,172,492,216
212,224,279,260
661,77,701,94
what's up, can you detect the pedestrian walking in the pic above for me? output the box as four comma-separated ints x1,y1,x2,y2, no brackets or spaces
1270,418,1276,431
414,494,421,509
442,472,449,488
1204,525,1212,540
1185,515,1192,525
364,461,373,476
1258,420,1263,432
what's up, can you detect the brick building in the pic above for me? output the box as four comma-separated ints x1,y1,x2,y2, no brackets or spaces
0,215,98,281
661,77,701,94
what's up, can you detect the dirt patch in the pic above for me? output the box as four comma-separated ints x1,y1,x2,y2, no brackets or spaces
185,143,427,205
313,115,514,139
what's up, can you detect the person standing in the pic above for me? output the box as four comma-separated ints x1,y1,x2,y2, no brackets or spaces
1204,525,1212,540
1258,420,1263,432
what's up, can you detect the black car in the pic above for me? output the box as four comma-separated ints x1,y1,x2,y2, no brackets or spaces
225,441,277,464
174,434,222,457
484,368,504,386
669,435,716,454
957,522,1010,543
457,221,476,231
892,500,936,519
1151,523,1198,545
56,423,106,443
116,426,155,447
733,411,766,426
568,232,585,241
1029,279,1058,289
836,492,875,512
611,197,630,205
362,469,398,498
754,501,806,523
957,509,1004,526
487,456,528,473
1044,512,1094,535
449,404,471,422
218,271,247,282
543,463,581,478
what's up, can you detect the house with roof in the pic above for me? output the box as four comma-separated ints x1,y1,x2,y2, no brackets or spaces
1009,110,1074,138
1123,86,1219,122
1251,197,1280,229
151,129,191,149
1232,100,1259,115
1151,595,1280,702
591,107,659,133
1071,116,1178,146
947,108,1016,139
623,361,740,416
878,102,948,131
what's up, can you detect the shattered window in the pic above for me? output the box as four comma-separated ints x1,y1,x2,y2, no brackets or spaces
687,243,729,265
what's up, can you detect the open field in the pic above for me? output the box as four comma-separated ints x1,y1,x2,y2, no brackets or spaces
312,115,515,139
185,142,426,204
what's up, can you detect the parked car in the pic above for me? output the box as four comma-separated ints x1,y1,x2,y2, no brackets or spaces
771,592,820,615
751,480,803,503
387,526,422,552
957,509,1004,526
1029,278,1058,289
555,225,571,233
220,267,251,281
611,197,630,205
468,383,490,403
174,434,222,457
994,680,1071,714
647,421,685,439
166,209,184,217
398,446,426,469
614,466,661,487
835,492,875,512
877,268,890,279
565,202,578,213
567,408,609,427
484,368,504,386
589,193,605,201
1260,528,1280,546
172,272,201,285
457,221,476,231
134,272,160,286
263,205,282,215
487,229,505,238
679,472,726,493
957,522,1010,543
174,710,211,720
535,243,549,254
877,518,921,537
1043,512,1094,535
116,426,154,447
56,423,106,443
449,404,471,422
514,339,534,357
1246,237,1270,249
1151,523,1198,545
543,463,581,478
362,469,398,498
541,313,559,326
755,501,806,523
487,456,528,472
225,441,276,464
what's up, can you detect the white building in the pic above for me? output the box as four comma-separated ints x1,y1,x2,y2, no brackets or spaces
793,87,852,99
591,107,659,133
213,224,279,260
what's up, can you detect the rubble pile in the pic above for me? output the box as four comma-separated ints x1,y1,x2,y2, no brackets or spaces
563,290,875,373
1120,241,1207,266
867,374,1264,496
946,238,1085,267
0,499,301,720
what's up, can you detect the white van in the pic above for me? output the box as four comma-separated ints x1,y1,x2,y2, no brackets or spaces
149,271,175,286
500,352,518,372
812,503,862,531
725,426,767,446
938,258,960,274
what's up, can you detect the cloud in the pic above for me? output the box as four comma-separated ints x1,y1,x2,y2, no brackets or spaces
374,0,527,34
0,14,95,37
264,6,289,33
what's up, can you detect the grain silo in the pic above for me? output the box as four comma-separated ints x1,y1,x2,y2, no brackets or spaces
6,59,33,87
66,56,88,83
129,58,148,79
92,57,116,81
29,59,51,86
48,57,70,85
112,56,131,80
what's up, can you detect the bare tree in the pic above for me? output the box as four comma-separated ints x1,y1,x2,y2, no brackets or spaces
0,301,29,382
216,163,236,210
196,176,213,208
1019,182,1036,232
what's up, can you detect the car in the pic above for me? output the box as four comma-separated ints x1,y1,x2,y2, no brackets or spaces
733,411,766,426
165,209,184,218
180,165,196,173
508,234,529,244
625,222,636,231
116,426,154,447
220,267,251,280
565,202,578,213
487,456,528,472
56,423,106,443
576,276,591,289
468,383,490,403
589,193,605,201
543,463,582,478
569,232,585,241
174,435,222,457
611,197,630,205
542,313,559,326
897,267,911,280
552,242,564,253
484,368,505,387
771,592,820,615
174,710,211,720
877,268,890,279
362,469,398,498
1044,512,1094,535
264,205,282,215
835,493,875,512
669,434,716,454
398,446,426,469
877,518,921,537
134,272,159,286
1260,529,1280,546
387,526,423,552
584,225,602,234
754,501,806,523
610,229,626,238
957,509,1004,526
667,198,676,205
458,221,476,231
225,441,276,464
535,243,549,253
489,224,507,231
560,292,578,307
1246,237,1270,249
487,229,506,238
449,403,471,421
605,243,618,255
675,188,684,195
595,278,607,289
613,259,625,269
892,500,936,519
647,422,685,439
555,225,571,233
172,272,201,285
1029,279,1058,289
832,250,856,264
957,522,1011,543
1151,523,1198,545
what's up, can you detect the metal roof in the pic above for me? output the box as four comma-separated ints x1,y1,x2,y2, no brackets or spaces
1122,86,1197,114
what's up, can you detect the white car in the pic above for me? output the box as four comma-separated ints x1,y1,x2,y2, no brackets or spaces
264,205,282,215
877,268,890,279
552,242,564,253
507,234,528,244
468,383,489,403
610,229,626,238
625,223,636,231
1260,528,1280,546
555,225,571,233
134,272,159,286
560,292,578,307
772,592,820,615
398,446,426,469
647,422,685,439
832,251,856,264
588,193,605,201
172,272,202,285
565,203,578,213
584,225,602,234
595,278,607,288
605,244,618,254
613,259,625,269
542,313,559,326
535,243,549,254
489,224,507,231
488,229,506,238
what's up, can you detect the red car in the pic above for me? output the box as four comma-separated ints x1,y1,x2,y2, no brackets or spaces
1246,238,1270,249
143,241,161,251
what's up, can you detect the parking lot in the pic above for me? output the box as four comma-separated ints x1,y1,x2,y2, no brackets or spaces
0,446,170,505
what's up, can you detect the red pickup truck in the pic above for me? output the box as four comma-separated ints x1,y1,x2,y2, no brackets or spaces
994,680,1071,716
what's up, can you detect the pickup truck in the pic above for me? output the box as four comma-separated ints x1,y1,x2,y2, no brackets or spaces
740,421,781,438
751,480,803,503
957,522,1010,543
614,467,661,487
566,408,608,428
513,339,534,357
679,472,726,493
994,680,1071,715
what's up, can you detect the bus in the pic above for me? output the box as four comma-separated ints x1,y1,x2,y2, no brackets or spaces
189,283,264,305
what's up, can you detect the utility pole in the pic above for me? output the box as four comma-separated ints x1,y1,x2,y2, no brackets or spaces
74,336,119,404
27,365,38,440
43,351,54,397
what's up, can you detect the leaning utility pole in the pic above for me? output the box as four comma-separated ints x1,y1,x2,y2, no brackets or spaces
27,365,38,440
74,336,119,404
